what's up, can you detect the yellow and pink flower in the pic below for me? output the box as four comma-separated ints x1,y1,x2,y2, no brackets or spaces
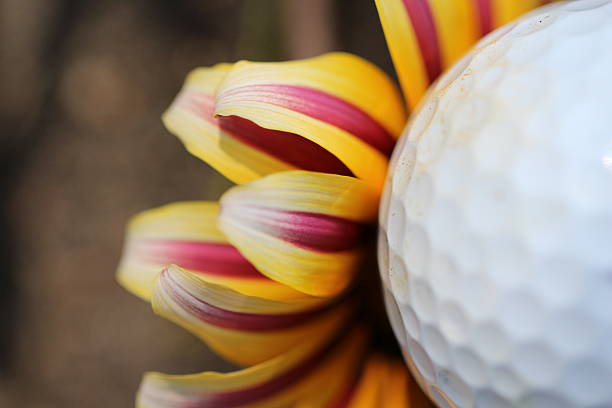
117,1,554,406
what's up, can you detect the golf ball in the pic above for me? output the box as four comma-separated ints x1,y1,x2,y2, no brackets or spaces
379,1,612,407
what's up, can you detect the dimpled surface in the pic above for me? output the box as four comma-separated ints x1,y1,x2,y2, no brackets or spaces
379,1,612,407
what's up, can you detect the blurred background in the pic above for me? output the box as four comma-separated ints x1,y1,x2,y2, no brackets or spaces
0,0,394,406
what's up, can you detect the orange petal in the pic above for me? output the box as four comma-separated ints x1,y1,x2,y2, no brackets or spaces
329,354,434,408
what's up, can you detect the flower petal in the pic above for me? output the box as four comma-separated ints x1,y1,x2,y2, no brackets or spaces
375,0,431,110
491,0,553,28
117,201,308,301
328,355,434,408
137,326,368,408
162,65,297,184
152,266,349,366
340,355,388,407
219,171,379,297
385,360,434,408
375,0,555,109
428,0,479,67
163,53,406,192
214,53,406,193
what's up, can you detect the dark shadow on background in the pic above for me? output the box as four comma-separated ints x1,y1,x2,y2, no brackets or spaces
0,0,84,375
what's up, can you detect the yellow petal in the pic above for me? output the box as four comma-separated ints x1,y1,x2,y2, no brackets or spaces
427,0,479,68
116,201,307,301
375,0,431,110
162,65,295,185
151,266,348,366
137,326,368,408
375,0,556,109
219,171,379,297
493,0,546,27
214,52,406,193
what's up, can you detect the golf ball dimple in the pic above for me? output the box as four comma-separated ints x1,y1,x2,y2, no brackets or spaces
379,2,612,407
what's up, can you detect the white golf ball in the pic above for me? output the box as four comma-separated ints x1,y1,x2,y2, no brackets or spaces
379,1,612,407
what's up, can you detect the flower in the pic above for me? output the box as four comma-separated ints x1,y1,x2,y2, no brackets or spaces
117,2,553,407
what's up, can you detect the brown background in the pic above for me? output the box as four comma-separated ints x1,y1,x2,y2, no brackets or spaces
0,0,394,406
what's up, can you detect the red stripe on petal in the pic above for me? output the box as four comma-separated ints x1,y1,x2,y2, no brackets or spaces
219,115,354,176
134,240,266,279
178,92,354,176
223,205,364,252
474,0,493,35
204,346,329,408
402,0,443,83
161,269,332,331
147,323,357,408
219,84,396,155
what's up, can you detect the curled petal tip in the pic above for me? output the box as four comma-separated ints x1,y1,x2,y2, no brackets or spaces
152,265,351,366
165,53,405,192
219,171,379,297
214,53,406,192
116,201,305,302
162,66,294,185
116,201,223,301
